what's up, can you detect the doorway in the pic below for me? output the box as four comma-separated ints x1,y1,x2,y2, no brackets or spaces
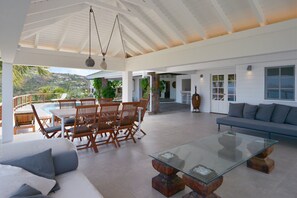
211,73,236,114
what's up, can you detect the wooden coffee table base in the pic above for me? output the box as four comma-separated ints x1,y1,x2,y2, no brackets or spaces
152,159,185,197
182,175,223,198
247,146,275,174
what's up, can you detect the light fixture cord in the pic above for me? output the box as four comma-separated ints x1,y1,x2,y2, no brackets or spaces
117,15,127,58
89,6,92,57
104,15,118,56
91,7,104,55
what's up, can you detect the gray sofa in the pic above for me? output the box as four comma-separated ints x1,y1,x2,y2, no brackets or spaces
216,103,297,138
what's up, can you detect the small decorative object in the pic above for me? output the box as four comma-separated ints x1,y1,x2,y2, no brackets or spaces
158,152,185,170
218,132,243,161
172,81,176,88
192,86,201,113
190,165,218,181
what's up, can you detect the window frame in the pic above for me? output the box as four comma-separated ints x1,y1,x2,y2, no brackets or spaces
265,65,295,101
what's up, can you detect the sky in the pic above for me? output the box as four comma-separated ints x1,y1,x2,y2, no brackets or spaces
49,67,99,76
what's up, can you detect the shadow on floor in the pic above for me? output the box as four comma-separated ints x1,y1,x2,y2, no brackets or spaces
159,102,190,113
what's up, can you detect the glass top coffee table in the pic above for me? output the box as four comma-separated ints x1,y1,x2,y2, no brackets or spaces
149,131,278,197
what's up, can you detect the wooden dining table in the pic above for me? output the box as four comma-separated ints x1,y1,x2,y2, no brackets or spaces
49,106,143,138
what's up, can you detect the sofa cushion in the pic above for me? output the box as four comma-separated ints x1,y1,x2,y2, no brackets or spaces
243,104,258,119
285,107,297,126
255,104,275,122
0,164,56,198
10,184,50,198
53,151,78,176
271,104,291,123
228,103,245,118
1,149,60,192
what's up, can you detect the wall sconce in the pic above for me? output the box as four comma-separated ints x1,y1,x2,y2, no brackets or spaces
200,74,203,79
247,65,252,71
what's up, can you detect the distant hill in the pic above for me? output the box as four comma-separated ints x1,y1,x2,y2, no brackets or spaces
0,72,91,100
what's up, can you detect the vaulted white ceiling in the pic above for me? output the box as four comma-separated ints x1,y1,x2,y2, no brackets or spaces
20,0,297,59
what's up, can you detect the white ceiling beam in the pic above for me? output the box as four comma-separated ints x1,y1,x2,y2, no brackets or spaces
248,0,267,26
57,19,72,50
86,0,134,17
23,16,68,32
26,4,87,25
0,0,31,62
34,33,39,48
179,0,207,39
28,0,84,15
123,33,146,54
120,1,170,48
210,0,233,33
120,15,157,51
147,0,187,44
121,0,151,9
79,37,89,53
125,45,138,57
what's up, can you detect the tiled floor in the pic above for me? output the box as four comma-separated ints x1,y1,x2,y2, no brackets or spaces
77,110,297,198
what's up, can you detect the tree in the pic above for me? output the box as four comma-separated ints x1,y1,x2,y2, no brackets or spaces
93,78,102,100
0,61,50,88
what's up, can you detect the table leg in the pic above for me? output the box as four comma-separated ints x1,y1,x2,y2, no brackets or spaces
152,159,185,197
137,108,142,134
51,114,55,127
182,175,223,198
60,117,65,138
247,146,275,174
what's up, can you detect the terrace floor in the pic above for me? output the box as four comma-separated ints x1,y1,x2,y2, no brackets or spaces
4,103,297,198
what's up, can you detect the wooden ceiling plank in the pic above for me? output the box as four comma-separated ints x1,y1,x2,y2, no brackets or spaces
26,4,86,25
120,15,157,51
120,1,170,48
147,0,187,44
210,0,233,33
123,33,146,54
34,33,39,48
248,0,267,26
57,19,73,50
180,0,207,39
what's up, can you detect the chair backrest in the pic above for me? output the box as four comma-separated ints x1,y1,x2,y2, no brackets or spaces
59,93,67,100
98,103,120,124
73,105,98,134
58,99,77,109
80,98,96,106
14,112,35,126
118,102,139,126
138,98,149,121
31,104,47,135
98,98,113,104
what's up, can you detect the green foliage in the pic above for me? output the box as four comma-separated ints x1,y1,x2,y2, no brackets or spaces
141,78,150,99
102,81,116,98
160,80,166,93
52,87,66,94
92,78,102,100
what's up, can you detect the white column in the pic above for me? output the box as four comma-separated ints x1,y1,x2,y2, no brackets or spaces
2,62,14,143
122,71,133,102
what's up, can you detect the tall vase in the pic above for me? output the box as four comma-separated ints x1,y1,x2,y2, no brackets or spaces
192,86,200,112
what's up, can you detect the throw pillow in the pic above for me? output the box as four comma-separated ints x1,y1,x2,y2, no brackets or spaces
285,107,297,126
271,104,291,123
255,104,275,122
0,164,56,198
243,104,258,119
1,149,60,192
10,184,50,198
228,103,245,118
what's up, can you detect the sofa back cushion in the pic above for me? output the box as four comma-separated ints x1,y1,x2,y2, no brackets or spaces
271,104,291,123
243,104,258,119
285,107,297,126
228,103,245,118
255,104,275,122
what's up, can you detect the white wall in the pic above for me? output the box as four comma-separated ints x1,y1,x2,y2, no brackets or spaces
133,77,141,101
176,75,191,103
192,52,297,112
236,59,297,106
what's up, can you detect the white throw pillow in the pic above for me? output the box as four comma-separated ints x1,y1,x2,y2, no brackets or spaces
0,164,56,197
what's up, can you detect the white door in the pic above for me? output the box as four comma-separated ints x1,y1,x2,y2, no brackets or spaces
211,74,236,114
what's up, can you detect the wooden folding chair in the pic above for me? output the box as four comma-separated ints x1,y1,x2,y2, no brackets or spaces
93,103,120,149
67,105,98,153
133,98,149,137
57,99,76,126
115,102,139,147
80,98,96,106
98,98,113,104
31,104,62,138
14,112,35,135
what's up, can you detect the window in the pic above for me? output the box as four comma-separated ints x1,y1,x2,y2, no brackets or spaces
228,74,236,101
265,66,295,100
